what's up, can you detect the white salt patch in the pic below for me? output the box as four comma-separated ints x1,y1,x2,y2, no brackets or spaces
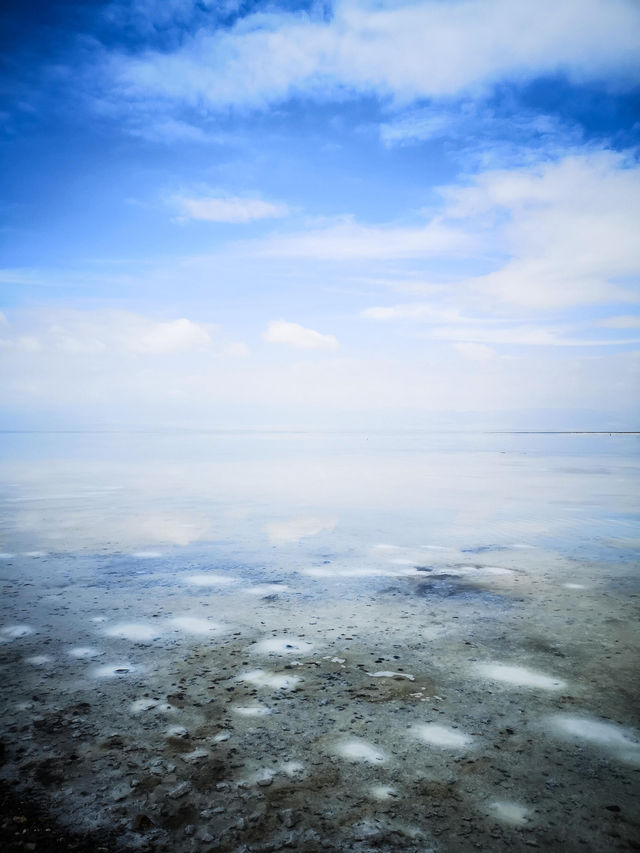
186,573,236,587
239,669,302,690
1,624,35,640
0,552,15,558
424,565,513,577
232,705,272,717
130,698,159,713
245,584,290,596
92,662,136,678
183,749,209,765
336,739,387,764
104,622,161,642
212,731,231,743
25,655,52,665
368,671,415,681
280,761,305,777
252,768,276,785
131,551,163,558
23,551,46,557
69,647,103,659
563,583,586,589
476,663,566,690
548,714,640,761
371,785,398,800
169,616,220,635
167,725,189,738
131,698,173,714
470,565,514,576
303,566,418,578
91,616,108,623
489,801,530,826
413,724,472,749
254,636,314,656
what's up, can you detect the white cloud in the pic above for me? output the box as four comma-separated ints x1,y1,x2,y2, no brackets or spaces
263,320,339,350
132,317,212,353
362,304,469,322
111,0,640,110
450,150,640,309
430,325,640,347
599,315,640,329
0,310,231,356
1,317,638,425
129,117,213,143
357,149,640,311
174,195,289,223
257,217,472,260
380,103,579,152
453,342,495,360
362,304,640,347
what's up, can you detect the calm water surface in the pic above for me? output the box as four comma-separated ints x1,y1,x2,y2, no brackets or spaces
0,431,638,851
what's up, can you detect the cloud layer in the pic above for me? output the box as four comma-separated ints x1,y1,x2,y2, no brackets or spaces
111,0,640,110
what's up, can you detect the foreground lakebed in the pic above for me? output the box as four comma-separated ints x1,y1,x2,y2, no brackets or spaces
0,431,638,851
1,545,638,853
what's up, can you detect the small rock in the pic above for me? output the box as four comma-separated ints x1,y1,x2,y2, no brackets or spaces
183,749,208,765
132,813,154,832
168,780,192,799
279,809,301,829
184,824,195,837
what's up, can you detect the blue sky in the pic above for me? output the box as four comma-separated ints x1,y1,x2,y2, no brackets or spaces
1,0,639,428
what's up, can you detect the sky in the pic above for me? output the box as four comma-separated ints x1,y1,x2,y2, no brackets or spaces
1,0,639,430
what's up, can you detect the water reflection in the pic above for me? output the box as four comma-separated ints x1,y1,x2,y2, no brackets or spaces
0,430,637,561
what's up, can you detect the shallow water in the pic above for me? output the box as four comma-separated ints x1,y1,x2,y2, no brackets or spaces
0,430,638,851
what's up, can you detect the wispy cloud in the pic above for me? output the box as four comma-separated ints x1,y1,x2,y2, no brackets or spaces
109,0,640,111
262,320,339,350
256,217,472,260
0,310,233,356
453,342,495,361
598,315,640,329
380,103,580,150
362,304,640,347
174,194,289,223
355,148,640,310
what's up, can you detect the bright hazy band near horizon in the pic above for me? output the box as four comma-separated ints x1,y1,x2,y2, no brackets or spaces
1,0,639,430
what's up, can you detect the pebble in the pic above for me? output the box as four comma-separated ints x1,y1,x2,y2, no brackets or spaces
111,785,129,802
279,808,301,828
168,781,192,799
